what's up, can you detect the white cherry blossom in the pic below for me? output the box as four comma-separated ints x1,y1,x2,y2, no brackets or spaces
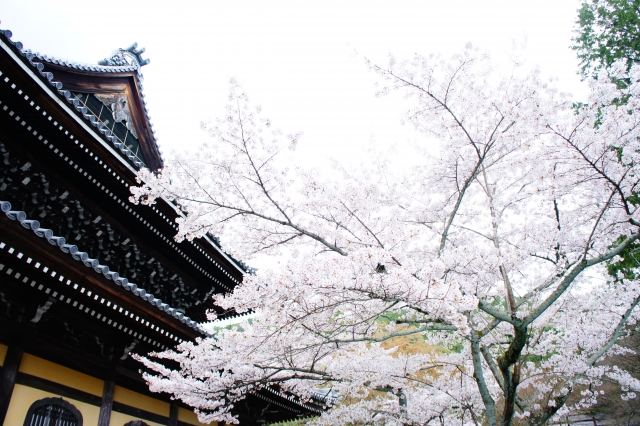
131,49,640,425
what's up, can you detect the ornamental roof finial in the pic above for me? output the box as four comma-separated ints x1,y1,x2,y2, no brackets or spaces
98,42,150,68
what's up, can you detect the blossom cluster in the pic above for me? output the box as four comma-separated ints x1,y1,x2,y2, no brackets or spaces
132,50,640,425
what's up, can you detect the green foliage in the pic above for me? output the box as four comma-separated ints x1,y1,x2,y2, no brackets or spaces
607,235,640,281
628,192,640,206
211,317,253,334
376,309,408,325
573,0,640,77
441,339,464,354
574,1,640,282
522,351,557,364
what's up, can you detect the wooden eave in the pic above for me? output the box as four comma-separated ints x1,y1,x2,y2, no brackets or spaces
0,47,209,326
7,41,245,285
1,34,245,323
0,208,199,341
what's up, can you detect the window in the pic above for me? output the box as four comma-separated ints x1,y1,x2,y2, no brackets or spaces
71,92,147,168
23,397,83,426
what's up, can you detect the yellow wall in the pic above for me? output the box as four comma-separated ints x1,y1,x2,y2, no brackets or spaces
0,343,7,366
5,352,216,426
19,353,104,396
114,385,170,417
4,384,100,426
179,407,216,426
3,385,215,426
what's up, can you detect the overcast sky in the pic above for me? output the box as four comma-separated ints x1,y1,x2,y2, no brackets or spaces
1,0,587,165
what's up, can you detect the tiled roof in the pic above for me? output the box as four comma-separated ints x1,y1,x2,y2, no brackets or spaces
0,28,161,170
29,52,139,73
0,200,209,336
0,25,251,319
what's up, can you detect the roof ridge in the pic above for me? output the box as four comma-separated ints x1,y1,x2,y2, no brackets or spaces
27,49,139,73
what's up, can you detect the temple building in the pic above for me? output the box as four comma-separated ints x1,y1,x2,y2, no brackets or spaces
0,27,320,425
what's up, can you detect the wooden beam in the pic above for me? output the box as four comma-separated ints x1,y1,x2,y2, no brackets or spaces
0,345,23,425
16,372,102,406
98,368,116,426
0,216,199,341
169,402,179,426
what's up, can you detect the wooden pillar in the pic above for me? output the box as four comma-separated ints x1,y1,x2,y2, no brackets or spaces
97,368,116,426
169,402,179,426
0,345,23,426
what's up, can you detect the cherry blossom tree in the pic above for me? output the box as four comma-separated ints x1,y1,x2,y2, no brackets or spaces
130,47,640,425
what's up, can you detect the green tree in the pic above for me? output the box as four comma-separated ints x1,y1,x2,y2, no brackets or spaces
573,0,640,77
573,1,640,282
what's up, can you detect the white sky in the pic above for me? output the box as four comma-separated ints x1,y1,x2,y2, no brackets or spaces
1,0,588,166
